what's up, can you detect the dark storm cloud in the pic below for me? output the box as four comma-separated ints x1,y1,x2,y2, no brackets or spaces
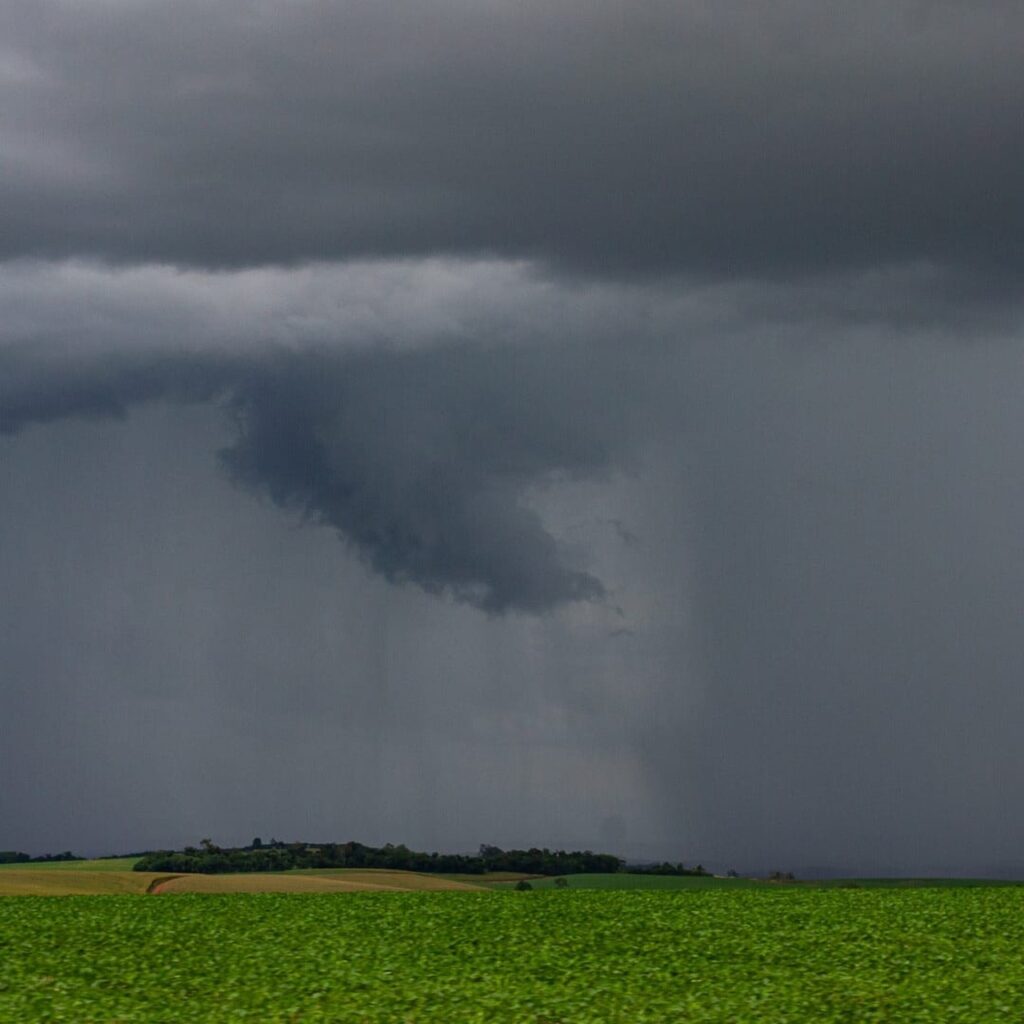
0,337,636,612
0,344,239,435
221,346,628,612
5,0,1024,874
1,0,1021,279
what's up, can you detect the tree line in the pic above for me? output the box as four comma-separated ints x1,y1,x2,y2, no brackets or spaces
0,850,81,864
132,839,708,877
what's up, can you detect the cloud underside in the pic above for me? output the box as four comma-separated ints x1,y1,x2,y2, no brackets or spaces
1,0,1021,282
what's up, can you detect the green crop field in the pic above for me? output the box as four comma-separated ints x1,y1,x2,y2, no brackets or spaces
2,888,1024,1022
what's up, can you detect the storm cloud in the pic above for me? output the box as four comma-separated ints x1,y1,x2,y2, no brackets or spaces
2,1,1024,873
221,346,630,612
0,333,639,612
2,0,1022,281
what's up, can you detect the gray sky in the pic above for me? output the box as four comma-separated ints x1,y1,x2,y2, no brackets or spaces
1,0,1023,874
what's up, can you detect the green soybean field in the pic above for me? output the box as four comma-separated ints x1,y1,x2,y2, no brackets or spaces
2,888,1023,1022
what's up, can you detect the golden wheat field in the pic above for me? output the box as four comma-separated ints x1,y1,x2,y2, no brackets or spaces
0,861,490,896
153,870,485,894
0,870,163,896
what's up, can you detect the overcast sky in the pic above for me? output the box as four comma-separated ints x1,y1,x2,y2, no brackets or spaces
2,0,1023,875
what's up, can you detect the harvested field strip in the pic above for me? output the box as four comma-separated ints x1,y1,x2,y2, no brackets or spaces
289,869,487,891
154,874,397,895
0,870,164,896
156,871,485,894
0,865,488,895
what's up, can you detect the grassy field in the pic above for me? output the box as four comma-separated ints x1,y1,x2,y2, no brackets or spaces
3,888,1024,1021
0,858,140,871
494,872,765,890
429,871,541,884
796,877,1024,889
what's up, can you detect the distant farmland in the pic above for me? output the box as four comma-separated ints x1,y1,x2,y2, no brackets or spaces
154,870,487,894
0,861,488,897
494,872,763,890
0,858,140,872
2,858,1021,896
0,868,160,897
0,857,779,896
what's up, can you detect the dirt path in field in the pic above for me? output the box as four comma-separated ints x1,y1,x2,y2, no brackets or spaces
145,875,183,895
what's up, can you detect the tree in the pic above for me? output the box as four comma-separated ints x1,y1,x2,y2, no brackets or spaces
515,880,533,891
554,876,569,889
